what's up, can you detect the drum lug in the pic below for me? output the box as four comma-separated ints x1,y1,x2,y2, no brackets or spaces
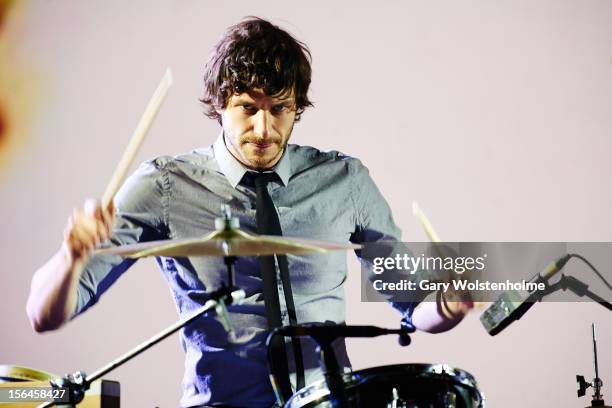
442,390,457,408
387,387,407,408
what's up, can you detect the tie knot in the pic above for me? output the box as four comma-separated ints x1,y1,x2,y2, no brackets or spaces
252,172,278,188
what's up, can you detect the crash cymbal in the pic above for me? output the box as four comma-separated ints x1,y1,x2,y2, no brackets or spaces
94,228,360,258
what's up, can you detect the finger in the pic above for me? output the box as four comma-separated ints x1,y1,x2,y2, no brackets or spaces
84,199,98,217
92,202,109,242
85,199,115,241
64,213,92,259
83,200,114,243
99,204,115,240
69,219,97,250
461,300,474,312
106,199,115,214
73,208,102,247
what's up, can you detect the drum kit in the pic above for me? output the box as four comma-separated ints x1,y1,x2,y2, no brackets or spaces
1,207,483,408
14,207,608,408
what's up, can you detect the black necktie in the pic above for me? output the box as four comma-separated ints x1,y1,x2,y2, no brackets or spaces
253,173,305,399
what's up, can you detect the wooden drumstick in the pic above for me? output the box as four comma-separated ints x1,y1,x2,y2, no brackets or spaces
412,201,486,310
412,201,442,243
101,68,173,208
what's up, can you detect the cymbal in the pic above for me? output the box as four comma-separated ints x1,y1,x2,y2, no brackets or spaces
0,365,57,383
94,228,361,258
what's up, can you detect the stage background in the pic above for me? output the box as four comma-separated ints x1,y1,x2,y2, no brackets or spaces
1,1,611,406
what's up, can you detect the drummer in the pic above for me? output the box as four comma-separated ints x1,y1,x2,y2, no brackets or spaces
26,17,473,408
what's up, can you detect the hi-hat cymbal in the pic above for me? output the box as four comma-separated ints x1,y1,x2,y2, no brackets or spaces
94,228,360,258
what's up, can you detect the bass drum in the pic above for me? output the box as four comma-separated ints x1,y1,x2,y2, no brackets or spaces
285,364,484,408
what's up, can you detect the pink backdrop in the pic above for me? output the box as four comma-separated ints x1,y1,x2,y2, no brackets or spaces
2,1,612,407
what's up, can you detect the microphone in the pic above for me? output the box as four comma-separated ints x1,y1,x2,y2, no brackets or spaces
480,254,571,336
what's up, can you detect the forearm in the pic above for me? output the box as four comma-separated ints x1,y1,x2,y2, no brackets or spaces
26,245,83,332
26,199,115,332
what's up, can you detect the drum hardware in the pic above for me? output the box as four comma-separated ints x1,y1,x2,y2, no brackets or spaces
281,363,484,408
388,387,406,408
37,281,244,408
266,324,413,407
577,323,611,408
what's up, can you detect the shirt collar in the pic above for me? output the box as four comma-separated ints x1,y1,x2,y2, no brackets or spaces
213,133,292,188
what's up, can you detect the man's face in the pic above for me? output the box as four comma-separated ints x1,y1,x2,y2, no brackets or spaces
220,89,297,170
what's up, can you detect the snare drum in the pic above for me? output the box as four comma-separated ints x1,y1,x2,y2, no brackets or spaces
285,364,484,408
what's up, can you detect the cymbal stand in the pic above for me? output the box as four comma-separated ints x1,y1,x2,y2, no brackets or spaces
39,209,246,407
577,323,611,408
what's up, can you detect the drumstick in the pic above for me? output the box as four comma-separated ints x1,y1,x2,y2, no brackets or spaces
412,201,486,310
101,68,173,208
412,201,441,243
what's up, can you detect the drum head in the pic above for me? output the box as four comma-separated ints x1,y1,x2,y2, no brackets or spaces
0,365,57,383
286,363,484,408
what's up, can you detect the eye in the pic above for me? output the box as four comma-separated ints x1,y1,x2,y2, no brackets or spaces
241,104,257,114
271,105,287,114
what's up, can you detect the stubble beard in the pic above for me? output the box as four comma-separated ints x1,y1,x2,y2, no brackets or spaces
243,139,286,170
226,123,294,170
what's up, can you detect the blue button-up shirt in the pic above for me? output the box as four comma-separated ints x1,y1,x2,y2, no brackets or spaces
74,135,413,407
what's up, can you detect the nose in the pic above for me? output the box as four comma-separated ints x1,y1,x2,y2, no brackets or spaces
252,109,272,139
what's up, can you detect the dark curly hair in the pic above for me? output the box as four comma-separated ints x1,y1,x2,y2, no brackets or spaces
201,17,313,123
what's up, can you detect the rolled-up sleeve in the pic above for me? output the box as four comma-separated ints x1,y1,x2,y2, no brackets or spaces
73,158,170,316
348,159,431,331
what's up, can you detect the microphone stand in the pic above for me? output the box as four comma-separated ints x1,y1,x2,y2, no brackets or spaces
535,274,612,312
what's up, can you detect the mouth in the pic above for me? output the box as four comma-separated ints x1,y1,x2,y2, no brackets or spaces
246,141,277,150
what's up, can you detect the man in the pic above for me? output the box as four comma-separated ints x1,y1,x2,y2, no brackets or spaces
26,17,471,408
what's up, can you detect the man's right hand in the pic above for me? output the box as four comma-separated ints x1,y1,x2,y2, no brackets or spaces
62,199,115,265
26,199,115,332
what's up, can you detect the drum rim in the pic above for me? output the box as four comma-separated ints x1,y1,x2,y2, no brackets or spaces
350,363,479,386
286,363,483,407
0,365,58,382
